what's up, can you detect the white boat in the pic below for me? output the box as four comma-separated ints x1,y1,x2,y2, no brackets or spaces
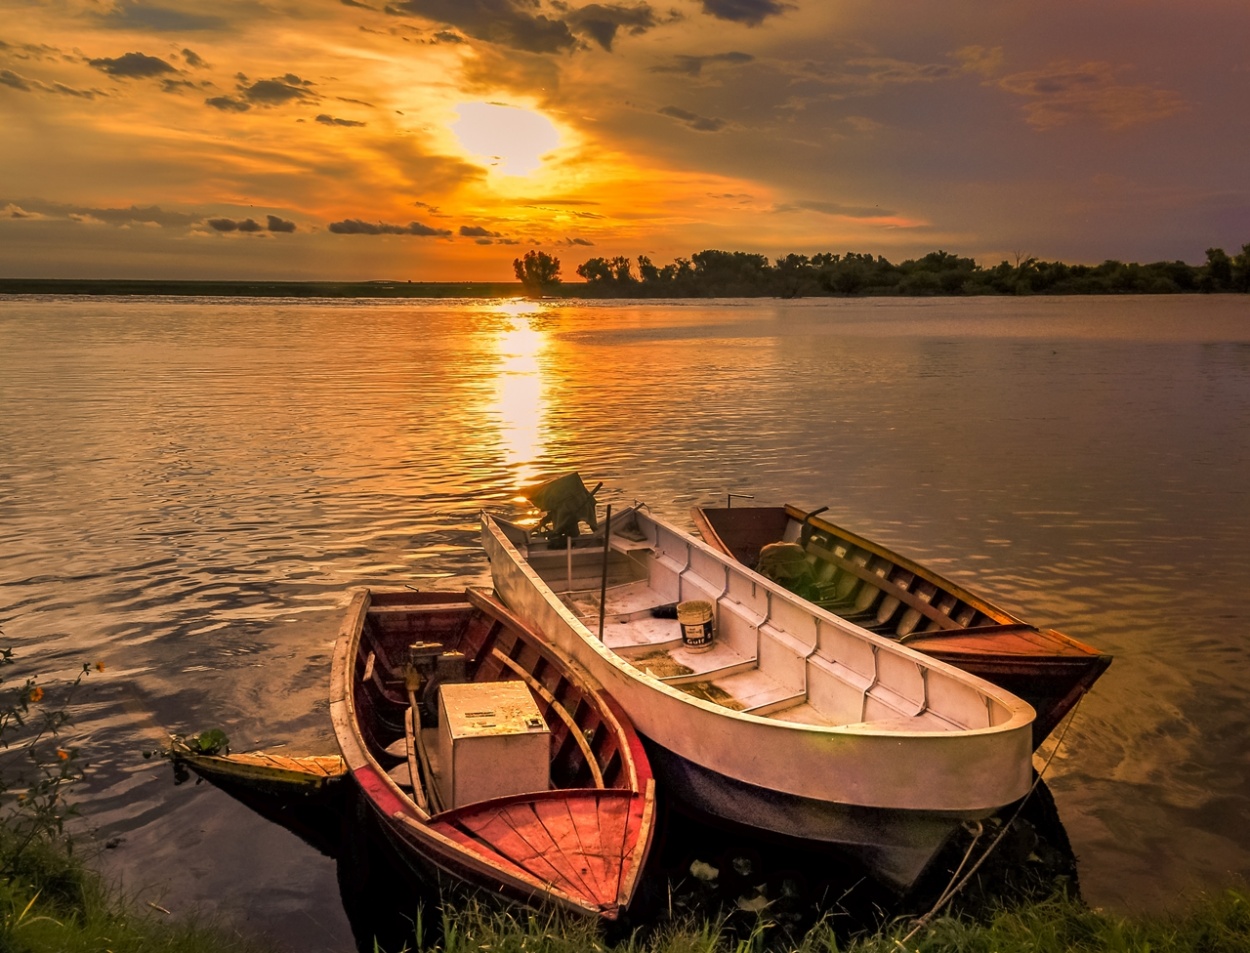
481,498,1036,890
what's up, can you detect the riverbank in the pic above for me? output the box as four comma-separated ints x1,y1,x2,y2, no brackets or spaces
4,830,1247,953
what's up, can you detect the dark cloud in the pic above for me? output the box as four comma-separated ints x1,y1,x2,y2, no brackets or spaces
0,40,64,63
0,201,198,227
328,218,452,236
160,78,209,94
658,105,726,132
98,2,227,32
651,51,752,77
566,3,662,52
387,0,576,54
316,113,366,126
389,0,665,52
87,51,177,79
341,0,374,7
206,95,250,112
207,74,317,111
53,83,100,98
180,48,208,68
0,69,31,91
701,0,791,25
564,237,594,245
459,224,519,244
242,74,315,105
207,216,295,234
4,201,299,237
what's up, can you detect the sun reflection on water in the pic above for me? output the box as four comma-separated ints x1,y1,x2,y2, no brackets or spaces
492,302,548,488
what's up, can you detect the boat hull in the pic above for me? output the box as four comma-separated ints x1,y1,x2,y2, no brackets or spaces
643,741,996,890
692,504,1112,748
482,508,1034,891
329,587,656,921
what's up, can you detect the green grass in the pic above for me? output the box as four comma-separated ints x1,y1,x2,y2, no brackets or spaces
0,830,270,953
418,887,1250,953
1,825,1247,953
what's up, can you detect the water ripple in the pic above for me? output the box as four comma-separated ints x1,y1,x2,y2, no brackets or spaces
2,295,1249,934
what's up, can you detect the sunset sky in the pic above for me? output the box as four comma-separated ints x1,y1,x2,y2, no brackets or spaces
2,0,1247,281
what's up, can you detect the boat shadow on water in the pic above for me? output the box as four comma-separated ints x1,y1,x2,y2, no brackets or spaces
638,774,1080,945
169,756,1080,951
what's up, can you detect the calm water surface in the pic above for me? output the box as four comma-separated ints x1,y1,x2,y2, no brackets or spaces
2,295,1249,948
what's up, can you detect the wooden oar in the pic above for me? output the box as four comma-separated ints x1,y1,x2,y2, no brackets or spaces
407,687,442,813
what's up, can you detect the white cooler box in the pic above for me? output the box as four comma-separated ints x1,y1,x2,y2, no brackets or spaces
435,680,551,809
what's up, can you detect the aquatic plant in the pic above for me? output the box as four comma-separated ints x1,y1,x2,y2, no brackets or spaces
0,644,96,876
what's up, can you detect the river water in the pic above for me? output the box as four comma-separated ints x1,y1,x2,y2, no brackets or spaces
1,294,1248,948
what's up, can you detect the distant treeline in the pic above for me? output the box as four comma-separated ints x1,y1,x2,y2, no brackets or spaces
7,244,1250,300
515,245,1250,297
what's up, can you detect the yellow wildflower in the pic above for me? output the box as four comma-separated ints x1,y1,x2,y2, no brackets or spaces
95,661,106,672
28,686,44,703
57,749,70,761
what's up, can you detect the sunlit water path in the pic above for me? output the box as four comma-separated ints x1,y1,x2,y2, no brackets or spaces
2,294,1248,948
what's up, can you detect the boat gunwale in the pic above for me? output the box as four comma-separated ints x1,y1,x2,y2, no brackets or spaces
481,510,1035,740
776,503,1024,625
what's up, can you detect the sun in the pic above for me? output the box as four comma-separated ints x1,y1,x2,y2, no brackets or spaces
451,102,562,177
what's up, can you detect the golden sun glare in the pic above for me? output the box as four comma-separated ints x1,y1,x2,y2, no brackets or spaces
493,311,549,487
451,102,561,177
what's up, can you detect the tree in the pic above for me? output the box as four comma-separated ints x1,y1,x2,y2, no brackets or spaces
1204,247,1232,290
513,250,562,293
608,256,635,283
576,257,613,284
1232,243,1250,292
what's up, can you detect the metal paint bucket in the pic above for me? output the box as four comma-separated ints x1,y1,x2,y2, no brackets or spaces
677,600,714,649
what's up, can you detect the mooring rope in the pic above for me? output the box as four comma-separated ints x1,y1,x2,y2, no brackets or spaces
895,695,1085,948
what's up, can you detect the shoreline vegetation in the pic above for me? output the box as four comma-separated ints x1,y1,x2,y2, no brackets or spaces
4,829,1249,953
4,648,1250,951
5,242,1250,300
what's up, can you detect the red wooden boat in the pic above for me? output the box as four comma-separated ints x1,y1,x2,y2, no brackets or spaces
329,587,656,921
692,504,1111,749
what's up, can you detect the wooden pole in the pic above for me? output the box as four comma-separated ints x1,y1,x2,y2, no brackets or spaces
598,504,612,641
